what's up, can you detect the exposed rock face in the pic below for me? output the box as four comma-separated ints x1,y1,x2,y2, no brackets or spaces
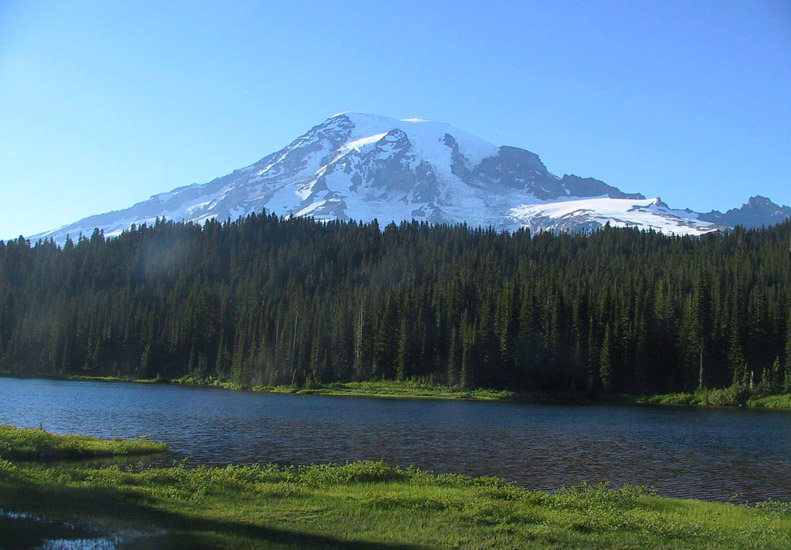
699,196,791,229
28,113,784,244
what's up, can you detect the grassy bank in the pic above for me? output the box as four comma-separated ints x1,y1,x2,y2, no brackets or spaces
170,376,522,400
1,428,790,549
640,387,791,410
749,393,791,409
0,424,167,461
5,372,791,409
254,379,521,401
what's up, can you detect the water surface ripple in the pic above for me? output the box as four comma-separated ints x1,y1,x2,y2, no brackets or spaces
2,378,789,501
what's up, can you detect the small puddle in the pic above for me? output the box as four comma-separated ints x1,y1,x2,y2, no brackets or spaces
0,509,163,550
2,509,35,520
36,537,120,550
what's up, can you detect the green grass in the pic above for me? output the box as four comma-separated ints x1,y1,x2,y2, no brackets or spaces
172,374,248,391
173,377,595,403
0,428,789,549
0,425,167,461
172,376,520,400
255,379,521,401
35,373,165,384
748,393,791,409
641,388,791,409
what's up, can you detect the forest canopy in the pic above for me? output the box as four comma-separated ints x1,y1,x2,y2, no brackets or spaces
1,214,790,396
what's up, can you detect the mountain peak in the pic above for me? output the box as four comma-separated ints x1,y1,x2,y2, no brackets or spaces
746,195,775,208
699,195,791,229
28,113,761,243
329,111,433,124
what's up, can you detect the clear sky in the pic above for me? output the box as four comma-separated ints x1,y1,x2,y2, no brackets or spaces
1,0,790,240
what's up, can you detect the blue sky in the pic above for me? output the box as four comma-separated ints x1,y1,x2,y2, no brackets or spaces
1,0,790,239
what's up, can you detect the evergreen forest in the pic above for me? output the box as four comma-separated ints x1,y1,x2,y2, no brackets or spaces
1,214,790,397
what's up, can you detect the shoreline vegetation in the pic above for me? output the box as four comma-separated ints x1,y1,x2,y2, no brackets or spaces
3,371,791,410
0,424,167,461
1,428,790,549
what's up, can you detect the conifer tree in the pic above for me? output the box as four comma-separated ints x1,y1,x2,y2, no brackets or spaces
692,272,713,389
599,325,614,393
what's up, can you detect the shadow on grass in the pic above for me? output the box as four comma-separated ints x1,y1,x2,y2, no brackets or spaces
0,474,427,550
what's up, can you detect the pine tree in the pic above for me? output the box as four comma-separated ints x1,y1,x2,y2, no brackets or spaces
760,357,782,395
727,292,748,382
396,317,409,381
139,344,153,379
785,311,791,373
446,327,459,386
692,272,713,389
599,324,614,393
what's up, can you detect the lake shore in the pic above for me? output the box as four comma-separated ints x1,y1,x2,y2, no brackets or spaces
4,371,790,410
0,424,167,461
1,427,789,549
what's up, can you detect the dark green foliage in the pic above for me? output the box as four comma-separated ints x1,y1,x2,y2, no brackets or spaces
599,325,614,392
692,272,713,389
1,215,790,397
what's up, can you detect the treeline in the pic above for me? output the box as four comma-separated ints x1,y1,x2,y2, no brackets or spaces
1,214,790,395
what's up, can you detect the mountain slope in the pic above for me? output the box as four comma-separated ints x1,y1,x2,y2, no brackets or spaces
30,113,754,242
698,196,791,229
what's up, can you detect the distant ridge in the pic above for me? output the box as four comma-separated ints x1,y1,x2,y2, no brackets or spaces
699,196,791,229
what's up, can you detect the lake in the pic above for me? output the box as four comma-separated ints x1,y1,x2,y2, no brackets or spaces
1,377,789,501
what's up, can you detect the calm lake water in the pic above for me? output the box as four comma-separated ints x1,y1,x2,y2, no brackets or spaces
1,377,790,502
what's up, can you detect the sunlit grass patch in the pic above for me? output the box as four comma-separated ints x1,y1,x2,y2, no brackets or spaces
749,393,791,409
644,389,791,409
1,429,790,548
0,425,166,461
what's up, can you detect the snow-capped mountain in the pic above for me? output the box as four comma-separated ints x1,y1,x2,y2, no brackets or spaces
28,113,787,243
